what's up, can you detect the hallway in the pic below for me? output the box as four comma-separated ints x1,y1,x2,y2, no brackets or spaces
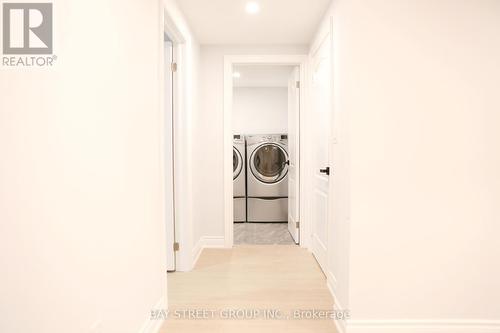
2,0,500,332
162,246,338,333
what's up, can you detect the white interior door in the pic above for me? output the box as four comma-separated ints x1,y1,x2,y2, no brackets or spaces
288,66,300,244
310,33,332,272
164,36,176,271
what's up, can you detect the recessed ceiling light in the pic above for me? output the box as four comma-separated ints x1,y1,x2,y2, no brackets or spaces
233,72,241,78
245,2,260,14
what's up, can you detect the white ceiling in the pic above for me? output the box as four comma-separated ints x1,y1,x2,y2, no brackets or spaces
233,65,294,87
175,0,332,45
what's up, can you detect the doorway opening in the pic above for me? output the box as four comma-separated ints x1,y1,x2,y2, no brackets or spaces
223,56,307,248
233,65,296,245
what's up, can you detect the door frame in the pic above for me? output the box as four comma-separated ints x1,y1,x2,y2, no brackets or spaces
308,25,332,275
223,55,308,248
160,7,191,271
163,35,176,271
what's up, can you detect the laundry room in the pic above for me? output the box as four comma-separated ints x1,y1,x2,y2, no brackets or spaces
232,64,300,245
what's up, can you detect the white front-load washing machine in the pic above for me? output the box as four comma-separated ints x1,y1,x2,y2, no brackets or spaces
233,135,246,222
246,134,288,222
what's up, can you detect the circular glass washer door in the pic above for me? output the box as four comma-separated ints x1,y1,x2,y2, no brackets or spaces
250,143,288,184
233,147,243,180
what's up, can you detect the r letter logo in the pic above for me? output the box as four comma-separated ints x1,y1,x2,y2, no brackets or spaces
3,3,53,54
3,3,52,54
2,2,55,67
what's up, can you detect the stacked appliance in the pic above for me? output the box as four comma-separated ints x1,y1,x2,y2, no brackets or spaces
233,135,246,222
246,134,289,222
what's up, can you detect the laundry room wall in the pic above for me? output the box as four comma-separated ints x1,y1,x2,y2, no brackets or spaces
232,87,288,135
194,45,308,242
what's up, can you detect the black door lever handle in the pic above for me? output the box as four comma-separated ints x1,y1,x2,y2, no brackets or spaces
319,167,330,175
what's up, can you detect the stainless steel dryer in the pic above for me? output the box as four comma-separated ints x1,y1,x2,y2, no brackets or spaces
246,134,288,222
233,135,246,222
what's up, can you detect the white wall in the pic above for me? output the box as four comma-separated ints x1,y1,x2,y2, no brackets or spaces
324,0,500,331
0,0,166,332
233,87,288,135
233,65,293,88
195,45,308,239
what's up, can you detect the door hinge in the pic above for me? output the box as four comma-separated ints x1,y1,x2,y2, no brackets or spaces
296,81,300,88
173,242,180,251
296,221,300,228
171,62,177,72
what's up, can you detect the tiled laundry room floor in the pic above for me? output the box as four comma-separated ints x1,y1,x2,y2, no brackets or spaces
234,222,296,245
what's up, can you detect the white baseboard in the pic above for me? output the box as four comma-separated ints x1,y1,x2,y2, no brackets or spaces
332,294,347,333
138,297,166,333
326,270,338,297
322,272,500,333
334,317,347,333
347,319,500,333
202,236,225,247
192,236,225,268
325,271,347,333
191,238,203,268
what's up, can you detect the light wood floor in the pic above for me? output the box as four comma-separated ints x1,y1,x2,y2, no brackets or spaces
160,245,338,333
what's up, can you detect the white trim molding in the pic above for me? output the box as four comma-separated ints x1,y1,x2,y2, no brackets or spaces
326,270,338,297
138,297,167,333
161,0,196,273
192,236,225,267
347,319,500,333
331,293,347,333
325,272,347,333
